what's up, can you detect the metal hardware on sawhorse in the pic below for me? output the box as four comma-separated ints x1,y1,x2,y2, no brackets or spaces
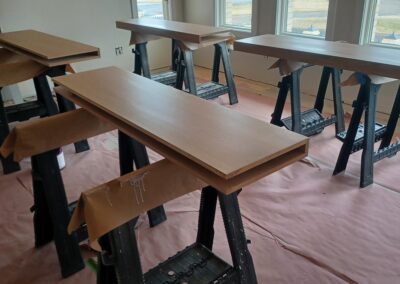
175,42,239,105
0,66,90,174
118,131,166,227
334,77,400,187
97,186,257,284
271,66,345,136
133,40,180,86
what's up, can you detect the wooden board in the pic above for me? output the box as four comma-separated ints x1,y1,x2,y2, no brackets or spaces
116,18,231,43
235,34,400,79
53,67,308,194
0,30,100,67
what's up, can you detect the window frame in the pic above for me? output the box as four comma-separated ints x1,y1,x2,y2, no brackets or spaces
275,0,331,40
131,0,170,20
215,0,258,37
360,0,400,49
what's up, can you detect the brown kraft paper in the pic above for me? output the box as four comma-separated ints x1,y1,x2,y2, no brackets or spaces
178,32,235,51
0,108,115,161
68,159,206,250
0,48,48,87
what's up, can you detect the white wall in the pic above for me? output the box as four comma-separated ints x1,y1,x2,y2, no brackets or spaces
0,0,171,99
184,0,399,115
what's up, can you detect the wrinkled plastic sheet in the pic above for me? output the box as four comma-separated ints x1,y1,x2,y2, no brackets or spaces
0,89,399,283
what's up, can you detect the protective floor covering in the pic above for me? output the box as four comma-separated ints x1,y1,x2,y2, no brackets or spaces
0,88,399,283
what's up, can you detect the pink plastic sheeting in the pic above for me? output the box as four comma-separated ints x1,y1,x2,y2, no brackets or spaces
0,89,399,284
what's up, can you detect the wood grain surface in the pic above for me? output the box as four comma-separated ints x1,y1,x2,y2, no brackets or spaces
235,34,400,79
54,67,308,193
116,18,231,43
0,30,100,67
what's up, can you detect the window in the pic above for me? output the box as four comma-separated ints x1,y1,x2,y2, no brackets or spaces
134,0,168,20
277,0,330,38
217,0,253,32
362,0,400,47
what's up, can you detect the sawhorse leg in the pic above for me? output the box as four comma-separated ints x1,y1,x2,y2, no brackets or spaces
49,66,90,153
360,81,380,187
33,74,59,116
290,70,302,134
333,79,381,187
196,186,218,250
314,67,345,134
0,87,21,174
219,190,257,283
333,84,367,175
97,219,144,284
31,150,84,278
270,70,302,133
380,86,400,149
118,131,166,227
270,76,290,126
215,42,238,105
197,186,257,283
133,42,151,78
182,49,198,95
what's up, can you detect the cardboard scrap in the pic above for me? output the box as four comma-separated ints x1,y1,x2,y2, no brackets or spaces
341,72,398,86
129,32,162,45
178,32,235,51
0,108,115,161
269,58,308,77
68,159,206,250
0,48,48,87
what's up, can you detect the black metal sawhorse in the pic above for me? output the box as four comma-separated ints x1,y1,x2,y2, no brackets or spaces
334,76,400,187
30,132,166,278
0,66,89,174
176,42,238,105
270,66,345,136
133,39,239,105
133,39,180,86
97,186,257,284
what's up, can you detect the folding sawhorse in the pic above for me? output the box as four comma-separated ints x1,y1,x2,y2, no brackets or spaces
270,65,345,136
334,74,400,187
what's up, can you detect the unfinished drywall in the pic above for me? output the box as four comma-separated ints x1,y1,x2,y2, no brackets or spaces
184,0,399,115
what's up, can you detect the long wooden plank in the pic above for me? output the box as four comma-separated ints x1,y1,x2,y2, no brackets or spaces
235,34,400,79
53,67,307,189
116,18,231,43
55,86,307,194
0,30,100,67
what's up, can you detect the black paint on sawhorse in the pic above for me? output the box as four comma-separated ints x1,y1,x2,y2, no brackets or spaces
0,87,21,173
31,149,85,278
270,66,345,136
97,186,257,284
334,77,400,188
133,40,180,86
49,66,90,153
118,131,167,227
0,66,90,174
176,42,239,105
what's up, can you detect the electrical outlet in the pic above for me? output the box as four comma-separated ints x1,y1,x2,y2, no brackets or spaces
115,46,123,56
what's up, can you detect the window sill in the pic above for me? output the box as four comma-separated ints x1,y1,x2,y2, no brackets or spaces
279,32,326,40
365,42,400,50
